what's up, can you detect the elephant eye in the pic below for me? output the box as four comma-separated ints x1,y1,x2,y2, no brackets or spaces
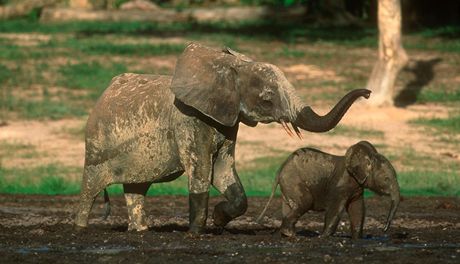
259,88,274,101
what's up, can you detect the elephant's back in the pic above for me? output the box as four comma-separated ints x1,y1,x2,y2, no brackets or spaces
85,73,176,157
279,148,339,191
91,73,173,122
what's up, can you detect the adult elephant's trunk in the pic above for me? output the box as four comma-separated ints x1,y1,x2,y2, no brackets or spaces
292,89,371,133
383,189,400,232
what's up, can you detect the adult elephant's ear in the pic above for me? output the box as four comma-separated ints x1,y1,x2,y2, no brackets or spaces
171,42,241,127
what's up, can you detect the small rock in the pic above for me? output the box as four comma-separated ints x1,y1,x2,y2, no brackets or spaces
29,228,45,236
323,254,333,262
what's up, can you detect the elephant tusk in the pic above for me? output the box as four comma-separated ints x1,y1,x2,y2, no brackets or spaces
291,123,303,140
281,121,294,138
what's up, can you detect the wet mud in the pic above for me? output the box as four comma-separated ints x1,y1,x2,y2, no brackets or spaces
0,195,459,263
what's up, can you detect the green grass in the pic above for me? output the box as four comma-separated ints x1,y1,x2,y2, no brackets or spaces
58,61,127,98
398,171,460,196
417,90,460,103
0,141,41,159
405,41,460,53
1,19,459,53
413,113,460,134
0,165,81,195
276,46,305,58
16,99,87,120
1,155,458,196
60,38,185,56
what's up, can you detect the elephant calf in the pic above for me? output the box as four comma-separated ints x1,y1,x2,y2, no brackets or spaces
257,141,400,239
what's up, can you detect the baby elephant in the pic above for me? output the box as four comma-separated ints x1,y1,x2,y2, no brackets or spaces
257,141,400,239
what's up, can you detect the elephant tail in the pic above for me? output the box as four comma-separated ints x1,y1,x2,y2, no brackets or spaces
102,188,111,220
256,171,281,223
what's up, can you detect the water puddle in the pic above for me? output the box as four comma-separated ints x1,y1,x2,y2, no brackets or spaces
355,235,460,251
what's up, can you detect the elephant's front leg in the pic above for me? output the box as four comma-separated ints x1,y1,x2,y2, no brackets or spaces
184,153,213,234
322,198,347,237
346,196,365,239
212,140,248,228
124,182,152,231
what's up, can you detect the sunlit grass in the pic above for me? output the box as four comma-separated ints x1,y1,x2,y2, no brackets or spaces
0,153,458,196
0,165,81,195
413,113,460,134
398,171,460,196
417,90,460,103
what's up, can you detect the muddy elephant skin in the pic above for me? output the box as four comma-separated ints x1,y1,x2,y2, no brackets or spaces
257,141,400,239
74,43,371,233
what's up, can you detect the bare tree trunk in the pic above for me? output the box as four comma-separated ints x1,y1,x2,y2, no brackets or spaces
0,0,59,20
366,0,408,106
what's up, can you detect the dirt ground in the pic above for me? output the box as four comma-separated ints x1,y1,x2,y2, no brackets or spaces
1,103,458,173
0,195,459,263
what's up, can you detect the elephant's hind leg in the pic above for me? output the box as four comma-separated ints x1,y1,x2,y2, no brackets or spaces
124,182,152,232
75,166,110,228
279,193,311,237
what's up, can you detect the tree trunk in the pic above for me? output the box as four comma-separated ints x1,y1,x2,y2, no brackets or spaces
366,0,408,106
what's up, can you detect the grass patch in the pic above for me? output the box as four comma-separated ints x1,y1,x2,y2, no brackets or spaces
1,156,458,197
0,165,81,195
398,171,460,196
238,155,286,196
417,90,460,103
58,61,127,98
54,124,86,140
60,38,185,56
0,19,378,45
0,141,41,160
276,46,305,58
417,25,460,39
405,40,460,53
413,113,460,134
15,99,87,120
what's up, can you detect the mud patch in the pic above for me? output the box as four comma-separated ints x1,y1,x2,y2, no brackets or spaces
0,195,458,263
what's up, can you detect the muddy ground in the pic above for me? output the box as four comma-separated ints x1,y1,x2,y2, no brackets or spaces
0,195,459,263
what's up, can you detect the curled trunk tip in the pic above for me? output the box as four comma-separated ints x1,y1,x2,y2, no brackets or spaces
293,89,371,133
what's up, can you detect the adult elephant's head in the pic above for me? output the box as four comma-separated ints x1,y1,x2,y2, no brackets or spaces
171,43,370,133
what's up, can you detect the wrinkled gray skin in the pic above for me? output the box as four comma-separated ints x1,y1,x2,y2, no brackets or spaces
74,42,371,233
257,141,400,239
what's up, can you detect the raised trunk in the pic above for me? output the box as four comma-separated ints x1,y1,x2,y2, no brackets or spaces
293,89,370,133
366,0,409,106
383,190,400,232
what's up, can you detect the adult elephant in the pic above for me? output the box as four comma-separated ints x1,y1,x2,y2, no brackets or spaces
74,42,370,233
